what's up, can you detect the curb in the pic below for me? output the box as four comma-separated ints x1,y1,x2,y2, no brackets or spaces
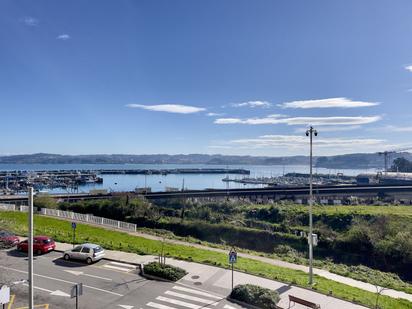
226,297,284,309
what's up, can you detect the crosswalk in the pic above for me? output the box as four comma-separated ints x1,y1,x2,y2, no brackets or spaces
102,261,137,273
146,285,224,309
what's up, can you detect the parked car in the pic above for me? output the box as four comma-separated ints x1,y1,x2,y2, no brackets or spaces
0,230,19,248
63,243,105,264
17,236,56,255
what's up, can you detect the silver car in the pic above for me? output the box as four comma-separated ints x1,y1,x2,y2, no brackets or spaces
63,243,105,264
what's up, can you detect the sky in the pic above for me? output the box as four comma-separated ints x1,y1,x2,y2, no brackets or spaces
1,0,412,156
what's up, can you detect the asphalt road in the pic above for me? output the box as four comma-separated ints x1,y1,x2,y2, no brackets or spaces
0,248,242,309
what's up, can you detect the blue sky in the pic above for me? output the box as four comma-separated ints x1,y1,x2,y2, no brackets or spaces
1,0,412,156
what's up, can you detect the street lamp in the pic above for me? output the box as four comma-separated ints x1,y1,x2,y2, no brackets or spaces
305,126,317,285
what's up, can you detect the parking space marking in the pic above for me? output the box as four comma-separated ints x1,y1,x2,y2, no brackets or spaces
102,262,137,273
0,265,124,297
7,294,15,309
15,304,49,309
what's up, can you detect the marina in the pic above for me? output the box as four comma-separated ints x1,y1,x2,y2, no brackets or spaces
0,168,250,194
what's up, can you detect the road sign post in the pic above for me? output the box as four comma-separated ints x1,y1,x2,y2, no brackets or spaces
71,283,83,309
71,222,77,247
228,248,237,291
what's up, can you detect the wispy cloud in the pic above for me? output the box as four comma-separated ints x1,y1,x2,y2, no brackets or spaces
126,104,206,114
20,17,39,26
294,125,361,133
57,34,71,40
206,112,225,117
405,65,412,72
229,135,385,149
385,125,412,132
214,115,381,126
278,97,379,109
231,101,271,108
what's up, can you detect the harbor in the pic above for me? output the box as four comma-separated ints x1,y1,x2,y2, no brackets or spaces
0,168,250,194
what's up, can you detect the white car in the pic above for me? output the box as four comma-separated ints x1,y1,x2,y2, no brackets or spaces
63,243,105,264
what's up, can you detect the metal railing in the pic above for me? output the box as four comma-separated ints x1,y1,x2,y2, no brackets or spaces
0,204,137,232
40,208,137,232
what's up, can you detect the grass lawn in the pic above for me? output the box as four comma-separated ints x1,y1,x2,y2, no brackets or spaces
1,211,411,309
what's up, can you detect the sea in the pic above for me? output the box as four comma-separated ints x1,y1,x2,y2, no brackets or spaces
0,164,378,194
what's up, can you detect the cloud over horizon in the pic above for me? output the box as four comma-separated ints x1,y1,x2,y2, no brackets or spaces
279,97,379,109
209,134,394,155
126,104,206,114
214,115,381,126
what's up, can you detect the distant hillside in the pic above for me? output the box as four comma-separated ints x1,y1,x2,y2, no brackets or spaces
0,152,411,169
316,152,412,169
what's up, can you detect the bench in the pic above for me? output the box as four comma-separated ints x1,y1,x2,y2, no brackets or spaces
288,295,320,309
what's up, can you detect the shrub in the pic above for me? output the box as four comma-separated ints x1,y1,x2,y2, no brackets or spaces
230,284,280,309
143,262,187,281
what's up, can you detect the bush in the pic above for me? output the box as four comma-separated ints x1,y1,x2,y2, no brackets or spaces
143,262,187,281
230,284,280,309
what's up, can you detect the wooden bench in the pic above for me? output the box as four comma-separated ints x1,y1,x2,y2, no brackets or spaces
288,295,320,309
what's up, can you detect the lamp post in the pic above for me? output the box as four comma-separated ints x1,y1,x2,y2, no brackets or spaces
305,126,317,285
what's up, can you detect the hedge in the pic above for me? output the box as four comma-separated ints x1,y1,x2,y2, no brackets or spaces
143,262,187,281
230,284,280,309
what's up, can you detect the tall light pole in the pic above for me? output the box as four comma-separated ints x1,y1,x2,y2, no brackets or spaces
305,126,317,285
28,187,34,309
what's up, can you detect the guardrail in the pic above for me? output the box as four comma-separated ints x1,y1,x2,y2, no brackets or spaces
0,204,137,232
40,208,137,232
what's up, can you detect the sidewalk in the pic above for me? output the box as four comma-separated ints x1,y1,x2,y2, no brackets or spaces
53,241,368,309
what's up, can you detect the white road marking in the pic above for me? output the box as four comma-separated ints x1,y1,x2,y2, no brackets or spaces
103,264,133,272
118,305,134,309
50,290,71,297
224,305,238,309
63,269,112,281
0,265,123,297
108,262,136,269
147,302,178,309
156,296,201,309
172,286,222,300
22,283,70,297
164,291,218,306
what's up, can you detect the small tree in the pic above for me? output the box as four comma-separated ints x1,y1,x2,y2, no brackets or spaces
34,195,58,209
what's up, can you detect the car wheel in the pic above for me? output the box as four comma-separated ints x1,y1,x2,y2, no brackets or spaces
37,249,42,255
86,257,92,264
64,254,70,261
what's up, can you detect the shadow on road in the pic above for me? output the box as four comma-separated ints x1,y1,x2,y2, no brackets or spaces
276,284,292,295
52,257,91,268
7,249,35,259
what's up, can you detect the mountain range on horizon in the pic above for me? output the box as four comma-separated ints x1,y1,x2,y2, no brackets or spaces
1,152,411,169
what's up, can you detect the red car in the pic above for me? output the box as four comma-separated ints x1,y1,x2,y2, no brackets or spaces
17,236,56,255
0,230,19,248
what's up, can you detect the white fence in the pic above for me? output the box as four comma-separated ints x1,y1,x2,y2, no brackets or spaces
40,208,137,232
0,204,28,212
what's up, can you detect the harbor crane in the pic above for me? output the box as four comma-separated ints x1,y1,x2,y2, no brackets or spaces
378,147,412,173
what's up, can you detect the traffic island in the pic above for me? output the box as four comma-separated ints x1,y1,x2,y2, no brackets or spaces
228,284,282,309
141,262,187,282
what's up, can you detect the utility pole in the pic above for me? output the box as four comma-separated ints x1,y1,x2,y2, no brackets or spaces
28,187,34,309
305,126,317,286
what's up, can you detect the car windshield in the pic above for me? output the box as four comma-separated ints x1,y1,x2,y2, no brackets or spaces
43,239,52,244
93,246,103,253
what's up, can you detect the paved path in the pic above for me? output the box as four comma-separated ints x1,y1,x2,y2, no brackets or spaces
42,214,412,303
